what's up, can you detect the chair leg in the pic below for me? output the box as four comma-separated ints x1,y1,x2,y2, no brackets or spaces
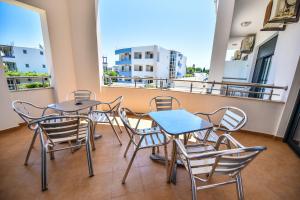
91,122,96,150
168,139,177,183
122,142,141,184
24,129,38,166
163,143,169,182
108,117,122,145
236,173,244,200
41,146,47,191
124,140,132,158
49,146,55,160
191,177,197,200
86,140,94,177
114,116,123,133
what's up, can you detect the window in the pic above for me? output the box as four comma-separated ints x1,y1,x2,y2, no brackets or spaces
42,64,46,68
25,64,29,68
134,65,143,71
40,51,44,55
23,49,27,54
146,65,154,72
134,52,142,59
145,51,153,59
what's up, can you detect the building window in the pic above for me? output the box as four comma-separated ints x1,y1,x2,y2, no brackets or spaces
40,51,44,55
23,49,27,54
134,65,143,71
134,52,142,59
25,64,30,68
146,65,154,72
145,51,153,59
42,64,46,68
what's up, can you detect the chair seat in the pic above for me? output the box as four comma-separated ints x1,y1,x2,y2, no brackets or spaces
138,127,168,148
89,112,112,123
193,130,224,143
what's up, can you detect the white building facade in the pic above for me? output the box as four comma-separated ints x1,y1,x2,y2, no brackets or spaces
114,45,186,81
0,45,48,73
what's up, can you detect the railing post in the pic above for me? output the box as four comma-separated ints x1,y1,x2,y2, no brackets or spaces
13,78,17,91
210,81,215,94
269,89,274,100
190,82,193,93
225,84,229,96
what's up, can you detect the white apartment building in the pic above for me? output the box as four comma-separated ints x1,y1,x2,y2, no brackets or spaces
0,45,48,73
114,45,186,81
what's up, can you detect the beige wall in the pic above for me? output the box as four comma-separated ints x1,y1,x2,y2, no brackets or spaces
9,88,55,124
276,57,300,137
16,0,100,101
208,0,235,82
100,87,285,136
0,62,19,130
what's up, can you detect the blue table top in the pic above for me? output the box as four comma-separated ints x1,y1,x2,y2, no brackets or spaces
149,109,213,135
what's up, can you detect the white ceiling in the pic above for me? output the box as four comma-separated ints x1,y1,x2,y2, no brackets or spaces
230,0,270,37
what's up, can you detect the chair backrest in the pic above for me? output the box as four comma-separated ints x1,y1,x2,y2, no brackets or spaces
175,137,265,181
107,96,123,113
149,96,181,111
69,90,95,101
36,115,92,145
219,107,247,132
12,100,48,126
209,146,266,177
118,107,137,138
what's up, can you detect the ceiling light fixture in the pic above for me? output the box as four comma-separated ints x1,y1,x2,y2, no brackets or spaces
241,21,252,27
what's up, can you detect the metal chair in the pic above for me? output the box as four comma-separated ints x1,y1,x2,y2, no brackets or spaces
149,96,181,111
12,100,53,165
118,107,170,184
173,134,266,200
67,90,96,115
67,89,96,101
89,96,123,145
193,107,247,144
31,115,94,191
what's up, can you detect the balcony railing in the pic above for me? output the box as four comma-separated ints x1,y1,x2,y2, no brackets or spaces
103,76,288,101
6,76,51,91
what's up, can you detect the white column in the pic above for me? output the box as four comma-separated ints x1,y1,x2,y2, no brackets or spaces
208,0,235,82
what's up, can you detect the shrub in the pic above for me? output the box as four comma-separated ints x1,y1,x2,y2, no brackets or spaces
5,70,49,77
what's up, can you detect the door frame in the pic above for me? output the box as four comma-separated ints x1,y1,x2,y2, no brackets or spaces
284,88,300,157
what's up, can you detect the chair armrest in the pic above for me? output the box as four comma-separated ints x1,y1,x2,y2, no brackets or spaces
214,134,245,150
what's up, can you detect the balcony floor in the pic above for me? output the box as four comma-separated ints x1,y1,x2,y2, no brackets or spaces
0,122,299,200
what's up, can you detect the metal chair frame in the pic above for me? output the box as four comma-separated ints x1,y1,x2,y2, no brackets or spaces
67,89,96,101
12,100,53,165
173,134,266,200
193,107,247,144
149,96,181,112
90,96,123,145
30,115,94,191
118,107,170,184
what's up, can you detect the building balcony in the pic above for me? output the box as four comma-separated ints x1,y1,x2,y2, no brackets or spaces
0,85,299,199
115,58,132,65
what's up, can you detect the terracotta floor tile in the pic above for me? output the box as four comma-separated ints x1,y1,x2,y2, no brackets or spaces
0,123,299,200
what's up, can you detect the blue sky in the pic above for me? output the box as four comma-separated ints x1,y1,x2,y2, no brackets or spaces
0,0,216,68
0,2,44,48
100,0,216,68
